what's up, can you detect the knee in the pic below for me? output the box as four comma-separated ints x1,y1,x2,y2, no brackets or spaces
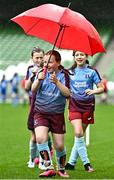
54,142,64,151
36,135,47,144
36,139,46,144
75,132,84,138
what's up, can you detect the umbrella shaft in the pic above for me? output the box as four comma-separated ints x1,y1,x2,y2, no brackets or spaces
46,25,63,67
53,25,63,50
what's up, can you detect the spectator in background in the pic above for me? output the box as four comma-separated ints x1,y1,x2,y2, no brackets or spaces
0,74,7,103
100,74,108,103
20,78,29,105
10,72,19,106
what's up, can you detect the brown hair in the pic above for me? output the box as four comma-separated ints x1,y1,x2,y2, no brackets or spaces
45,50,61,63
72,50,88,57
31,46,44,57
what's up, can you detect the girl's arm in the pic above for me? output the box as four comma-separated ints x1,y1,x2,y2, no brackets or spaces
25,75,34,91
94,82,104,94
50,72,70,97
31,72,45,92
85,82,104,95
25,67,37,91
56,80,70,97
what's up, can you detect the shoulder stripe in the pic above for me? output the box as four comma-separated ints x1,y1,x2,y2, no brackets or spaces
26,65,34,79
88,66,102,80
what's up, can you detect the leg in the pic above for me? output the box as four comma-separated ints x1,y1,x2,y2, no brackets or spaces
72,119,89,164
65,136,79,170
35,126,56,177
72,119,94,172
66,119,83,169
48,134,53,154
66,121,90,169
52,133,69,178
27,130,37,168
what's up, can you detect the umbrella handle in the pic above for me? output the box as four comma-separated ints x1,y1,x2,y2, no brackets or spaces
43,66,47,75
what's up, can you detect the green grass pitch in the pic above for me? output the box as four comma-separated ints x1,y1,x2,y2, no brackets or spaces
0,103,114,179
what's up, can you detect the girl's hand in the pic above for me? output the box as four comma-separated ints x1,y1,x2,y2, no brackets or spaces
50,72,58,84
85,89,95,95
32,66,38,74
38,71,45,80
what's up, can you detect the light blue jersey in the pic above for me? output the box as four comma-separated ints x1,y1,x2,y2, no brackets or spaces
35,70,67,114
70,65,101,101
69,65,101,112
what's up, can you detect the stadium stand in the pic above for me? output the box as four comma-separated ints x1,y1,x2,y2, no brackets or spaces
0,22,52,70
0,0,114,103
88,27,113,66
0,21,113,72
94,35,114,81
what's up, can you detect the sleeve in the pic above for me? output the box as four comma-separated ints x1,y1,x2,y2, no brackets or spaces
61,70,70,88
64,72,70,88
92,69,102,85
25,67,30,80
25,65,33,80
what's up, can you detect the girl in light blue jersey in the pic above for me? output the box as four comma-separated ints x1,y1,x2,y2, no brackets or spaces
65,50,104,172
32,50,70,178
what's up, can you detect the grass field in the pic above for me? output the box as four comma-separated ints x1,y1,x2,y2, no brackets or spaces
0,103,114,179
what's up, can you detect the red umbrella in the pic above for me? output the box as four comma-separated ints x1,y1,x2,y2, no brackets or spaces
11,3,105,55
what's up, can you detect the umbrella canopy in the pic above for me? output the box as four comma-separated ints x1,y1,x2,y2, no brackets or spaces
11,3,105,55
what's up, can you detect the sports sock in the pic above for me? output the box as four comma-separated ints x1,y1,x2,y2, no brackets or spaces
29,141,37,162
37,141,53,168
56,149,66,170
68,137,79,166
75,136,90,165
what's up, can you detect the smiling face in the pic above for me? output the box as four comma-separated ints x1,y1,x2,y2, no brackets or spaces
74,51,87,67
32,52,44,67
44,54,60,73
